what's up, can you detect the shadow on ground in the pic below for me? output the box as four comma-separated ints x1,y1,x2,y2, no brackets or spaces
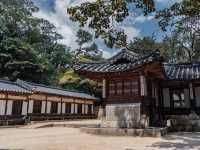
147,132,200,150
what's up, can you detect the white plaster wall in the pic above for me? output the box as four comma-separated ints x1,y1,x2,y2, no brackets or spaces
74,104,78,114
0,100,6,115
62,103,65,114
70,103,73,114
57,102,61,114
195,87,200,107
91,105,94,114
46,101,51,113
22,101,28,115
6,100,13,115
28,100,33,113
41,101,46,114
163,88,170,107
82,104,85,114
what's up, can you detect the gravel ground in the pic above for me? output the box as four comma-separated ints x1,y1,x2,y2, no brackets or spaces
0,120,199,150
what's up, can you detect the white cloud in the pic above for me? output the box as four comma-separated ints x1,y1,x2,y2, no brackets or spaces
122,26,140,42
33,0,142,58
33,0,79,49
155,0,182,4
135,15,154,23
34,0,96,50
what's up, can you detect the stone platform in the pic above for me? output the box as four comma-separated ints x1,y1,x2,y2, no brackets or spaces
80,127,168,137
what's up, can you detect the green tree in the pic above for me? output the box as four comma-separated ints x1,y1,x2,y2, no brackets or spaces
73,29,103,62
127,36,160,55
156,0,200,31
0,0,71,84
159,17,200,63
67,0,155,48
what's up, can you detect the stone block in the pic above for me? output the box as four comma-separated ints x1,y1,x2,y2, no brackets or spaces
101,103,149,128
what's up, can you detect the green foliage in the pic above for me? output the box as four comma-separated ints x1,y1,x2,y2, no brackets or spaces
156,0,200,31
59,69,101,96
127,36,160,55
160,16,200,63
0,0,71,84
67,0,155,48
73,29,103,62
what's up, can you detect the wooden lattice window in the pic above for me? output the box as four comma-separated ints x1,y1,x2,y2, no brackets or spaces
51,102,58,114
88,104,92,114
12,101,23,115
65,103,71,114
33,101,42,114
124,81,131,95
116,81,123,95
170,89,185,108
109,81,116,95
77,103,82,114
131,80,139,95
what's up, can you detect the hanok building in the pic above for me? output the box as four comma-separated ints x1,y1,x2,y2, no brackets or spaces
74,49,200,128
0,79,98,123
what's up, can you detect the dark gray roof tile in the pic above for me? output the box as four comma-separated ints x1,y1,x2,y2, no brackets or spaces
164,63,200,80
0,80,31,94
74,49,161,73
16,79,98,101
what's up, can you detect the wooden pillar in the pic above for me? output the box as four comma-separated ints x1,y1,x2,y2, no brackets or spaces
140,75,147,96
102,79,106,98
189,82,195,110
4,93,8,116
60,98,63,114
45,95,47,114
27,96,29,114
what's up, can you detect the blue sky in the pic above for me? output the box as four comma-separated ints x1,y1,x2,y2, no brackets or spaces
32,0,180,58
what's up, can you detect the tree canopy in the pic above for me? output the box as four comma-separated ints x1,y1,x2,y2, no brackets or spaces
67,0,155,48
0,0,71,84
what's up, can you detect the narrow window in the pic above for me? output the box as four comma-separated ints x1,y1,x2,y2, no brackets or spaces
109,81,116,95
116,81,123,95
88,104,92,114
132,80,139,95
51,102,58,114
12,101,23,115
77,104,82,114
65,103,71,114
124,81,131,95
33,101,42,114
171,89,185,108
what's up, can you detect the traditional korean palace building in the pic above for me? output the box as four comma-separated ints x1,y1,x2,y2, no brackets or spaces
0,79,98,122
74,49,200,128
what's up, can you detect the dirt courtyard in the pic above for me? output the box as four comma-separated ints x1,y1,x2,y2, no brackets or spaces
0,120,200,150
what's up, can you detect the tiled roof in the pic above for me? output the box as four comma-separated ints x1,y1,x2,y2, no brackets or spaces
74,49,161,73
164,63,200,80
16,79,98,101
0,79,31,94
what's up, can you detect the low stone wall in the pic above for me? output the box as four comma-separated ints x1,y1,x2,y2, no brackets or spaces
80,127,167,137
167,112,200,131
101,103,149,128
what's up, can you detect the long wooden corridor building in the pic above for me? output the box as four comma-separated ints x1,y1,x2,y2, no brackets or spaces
0,79,98,122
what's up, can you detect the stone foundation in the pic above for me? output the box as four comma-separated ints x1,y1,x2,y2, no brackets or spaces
101,103,149,128
167,112,200,131
80,127,167,137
